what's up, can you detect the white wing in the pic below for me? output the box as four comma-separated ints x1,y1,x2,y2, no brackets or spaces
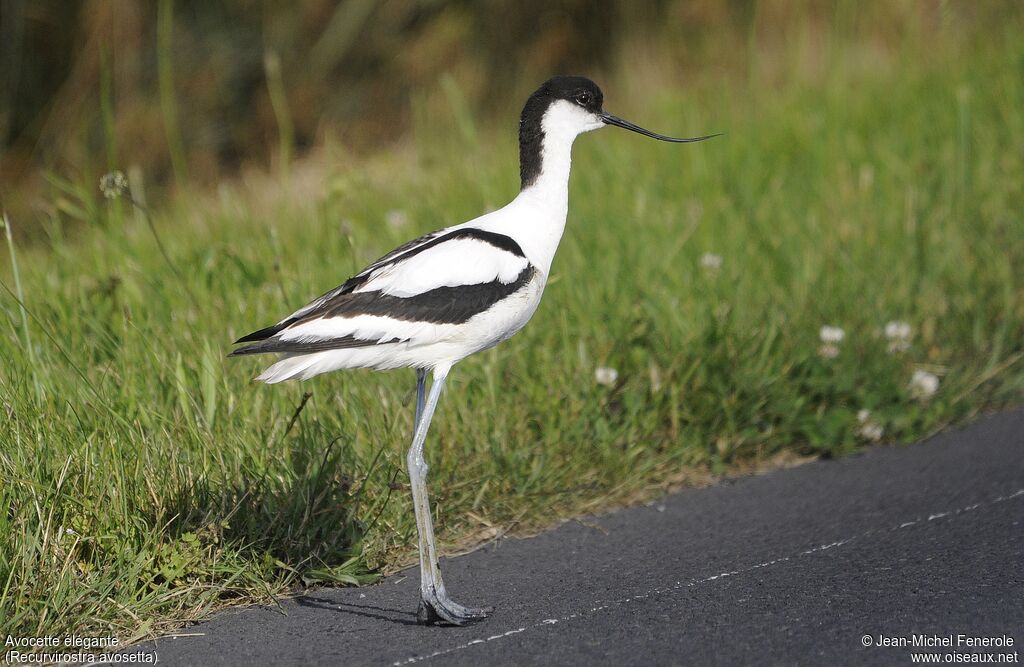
357,234,529,297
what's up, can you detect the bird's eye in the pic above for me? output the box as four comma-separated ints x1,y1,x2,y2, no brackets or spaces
575,92,592,106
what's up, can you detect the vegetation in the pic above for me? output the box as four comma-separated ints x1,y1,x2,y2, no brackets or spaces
2,2,1023,645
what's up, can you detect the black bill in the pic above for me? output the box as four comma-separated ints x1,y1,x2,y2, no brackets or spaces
600,112,720,143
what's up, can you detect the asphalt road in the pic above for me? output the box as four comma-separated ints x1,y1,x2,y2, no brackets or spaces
126,410,1023,666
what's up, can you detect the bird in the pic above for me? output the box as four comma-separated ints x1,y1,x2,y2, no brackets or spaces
230,75,716,625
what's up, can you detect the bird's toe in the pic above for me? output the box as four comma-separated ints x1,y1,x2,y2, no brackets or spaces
417,596,491,626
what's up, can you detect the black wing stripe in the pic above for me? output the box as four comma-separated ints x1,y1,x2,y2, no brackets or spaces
369,228,525,267
234,321,297,344
229,266,536,357
228,333,393,356
357,231,441,275
231,228,527,348
446,228,526,258
304,264,536,326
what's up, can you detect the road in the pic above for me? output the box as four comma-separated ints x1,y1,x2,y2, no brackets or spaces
125,410,1024,666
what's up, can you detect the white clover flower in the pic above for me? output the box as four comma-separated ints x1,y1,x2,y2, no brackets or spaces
885,320,912,353
819,325,845,344
595,366,618,386
700,252,723,272
856,409,884,442
910,369,940,400
885,321,911,340
817,325,845,358
385,209,410,230
99,171,128,199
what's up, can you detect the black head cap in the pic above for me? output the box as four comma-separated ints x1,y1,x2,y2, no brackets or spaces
520,76,604,128
517,76,719,191
519,76,604,188
534,76,604,112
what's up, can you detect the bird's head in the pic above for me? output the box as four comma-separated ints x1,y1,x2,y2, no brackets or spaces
521,75,719,143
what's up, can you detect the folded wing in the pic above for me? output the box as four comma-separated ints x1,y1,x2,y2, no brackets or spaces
230,228,532,357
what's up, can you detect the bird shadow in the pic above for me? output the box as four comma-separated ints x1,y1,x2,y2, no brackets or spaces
295,595,421,626
142,421,404,593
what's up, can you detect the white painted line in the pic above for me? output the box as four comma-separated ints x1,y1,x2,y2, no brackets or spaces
392,487,1024,665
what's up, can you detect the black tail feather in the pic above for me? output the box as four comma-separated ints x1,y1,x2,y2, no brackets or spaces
229,333,396,357
233,319,296,344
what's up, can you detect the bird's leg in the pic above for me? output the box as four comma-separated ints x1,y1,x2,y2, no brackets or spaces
406,366,491,625
414,367,427,425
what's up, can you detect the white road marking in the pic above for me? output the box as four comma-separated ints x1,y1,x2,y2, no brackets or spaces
392,488,1024,666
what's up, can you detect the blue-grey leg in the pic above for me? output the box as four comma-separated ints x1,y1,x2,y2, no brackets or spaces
415,368,427,425
406,364,491,625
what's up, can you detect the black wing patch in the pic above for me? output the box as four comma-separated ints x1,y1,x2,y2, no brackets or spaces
311,264,535,324
231,228,531,355
230,266,536,356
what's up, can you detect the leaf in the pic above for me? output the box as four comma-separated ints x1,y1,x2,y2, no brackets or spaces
201,340,218,428
174,352,192,423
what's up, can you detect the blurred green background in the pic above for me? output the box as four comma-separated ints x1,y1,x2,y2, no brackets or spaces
2,0,1016,223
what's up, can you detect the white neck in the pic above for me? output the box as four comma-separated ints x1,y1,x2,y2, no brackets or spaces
519,125,574,214
502,101,603,275
506,137,570,276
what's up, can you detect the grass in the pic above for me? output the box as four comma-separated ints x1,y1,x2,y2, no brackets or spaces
3,14,1024,644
